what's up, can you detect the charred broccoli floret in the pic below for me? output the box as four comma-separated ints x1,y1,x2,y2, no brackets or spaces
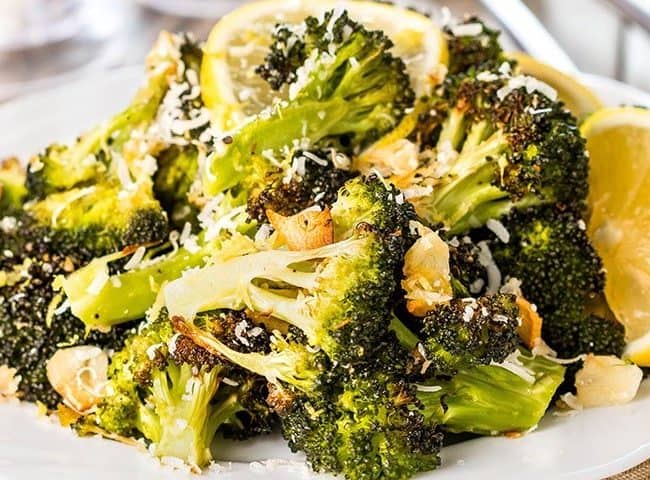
409,67,588,234
0,250,131,407
487,205,623,357
95,309,273,468
417,294,520,375
280,371,443,480
444,17,508,76
203,9,414,196
163,177,413,362
246,149,355,223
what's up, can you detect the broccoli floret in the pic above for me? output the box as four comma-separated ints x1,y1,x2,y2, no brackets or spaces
486,205,621,357
163,177,412,362
444,17,509,76
280,371,443,480
0,251,131,407
0,157,26,213
23,182,168,256
246,149,355,223
95,310,273,468
418,294,521,375
24,32,201,200
409,68,588,234
418,349,565,435
203,9,414,196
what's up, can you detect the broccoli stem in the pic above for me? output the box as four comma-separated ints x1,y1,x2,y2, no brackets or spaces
419,353,565,435
63,244,212,329
204,98,351,195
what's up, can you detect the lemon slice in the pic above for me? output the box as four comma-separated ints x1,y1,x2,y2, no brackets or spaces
510,52,603,119
625,330,650,366
201,0,447,130
581,107,650,352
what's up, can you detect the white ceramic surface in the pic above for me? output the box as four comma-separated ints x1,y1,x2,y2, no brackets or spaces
0,67,649,480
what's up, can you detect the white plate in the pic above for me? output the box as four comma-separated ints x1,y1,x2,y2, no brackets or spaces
1,68,649,480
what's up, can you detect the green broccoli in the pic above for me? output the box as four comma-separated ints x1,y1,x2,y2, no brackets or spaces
25,32,202,200
417,350,565,435
95,309,274,468
162,177,412,362
444,17,509,76
203,9,414,196
409,67,588,234
487,205,624,358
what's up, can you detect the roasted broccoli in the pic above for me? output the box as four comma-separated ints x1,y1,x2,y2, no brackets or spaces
0,249,131,407
408,67,588,234
487,205,624,357
203,9,414,196
95,309,274,468
444,17,509,76
417,349,565,435
163,177,412,362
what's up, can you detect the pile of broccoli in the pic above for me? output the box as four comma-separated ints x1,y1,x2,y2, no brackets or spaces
0,9,626,480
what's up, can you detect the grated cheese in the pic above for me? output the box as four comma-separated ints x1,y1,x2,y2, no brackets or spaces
450,23,483,36
124,246,147,271
486,218,510,243
477,241,502,294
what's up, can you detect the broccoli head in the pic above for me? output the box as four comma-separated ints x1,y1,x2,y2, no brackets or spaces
95,309,274,468
409,67,588,234
163,177,413,362
203,9,414,196
444,17,509,76
0,250,131,407
419,294,521,375
486,205,622,357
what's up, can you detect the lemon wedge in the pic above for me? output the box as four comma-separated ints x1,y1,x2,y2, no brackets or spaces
201,0,447,130
510,52,603,119
581,107,650,356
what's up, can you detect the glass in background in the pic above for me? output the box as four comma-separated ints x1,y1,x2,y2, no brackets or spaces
0,0,127,100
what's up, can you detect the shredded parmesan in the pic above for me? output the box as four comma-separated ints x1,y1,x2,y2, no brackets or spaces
415,384,443,393
486,218,510,243
477,241,502,294
450,23,483,36
124,246,147,271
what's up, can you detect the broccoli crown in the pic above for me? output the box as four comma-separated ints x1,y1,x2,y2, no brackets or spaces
444,17,508,76
420,294,520,375
203,9,414,196
279,370,442,480
0,157,27,213
24,182,169,257
411,68,588,234
418,349,565,435
490,205,603,313
96,310,273,467
485,205,616,357
0,250,131,407
246,149,355,223
164,177,413,362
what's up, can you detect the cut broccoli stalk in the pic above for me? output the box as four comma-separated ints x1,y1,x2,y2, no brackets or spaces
138,363,243,467
62,241,212,329
160,177,411,362
203,10,414,196
418,350,565,435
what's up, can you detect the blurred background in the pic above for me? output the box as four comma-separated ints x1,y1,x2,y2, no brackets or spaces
0,0,647,101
